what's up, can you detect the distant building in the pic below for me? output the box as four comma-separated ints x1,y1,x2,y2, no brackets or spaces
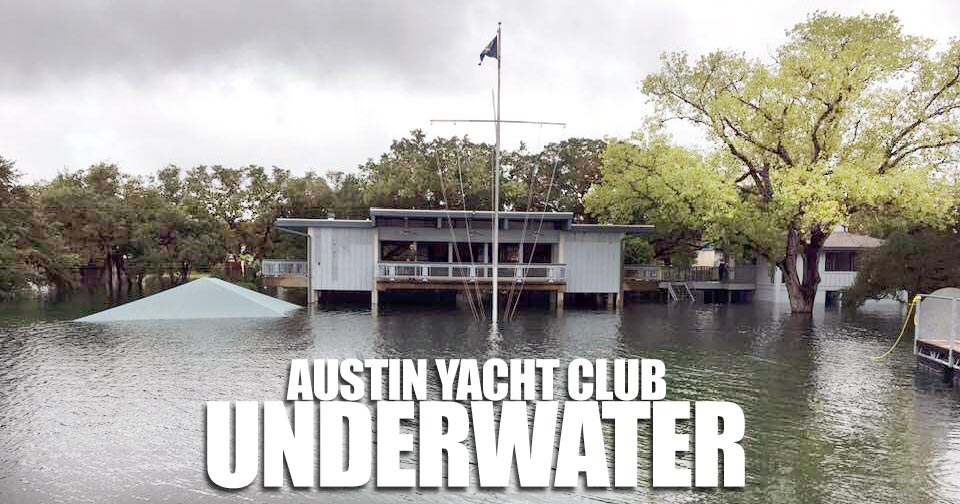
754,231,885,306
269,208,652,308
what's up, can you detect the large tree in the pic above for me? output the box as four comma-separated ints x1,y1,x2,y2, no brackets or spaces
596,12,960,312
362,130,494,210
0,157,77,296
504,137,606,218
845,226,960,306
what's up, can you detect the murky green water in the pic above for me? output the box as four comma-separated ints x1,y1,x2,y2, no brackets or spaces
1,294,958,503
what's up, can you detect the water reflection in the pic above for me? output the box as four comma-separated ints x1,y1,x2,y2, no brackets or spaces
0,298,958,503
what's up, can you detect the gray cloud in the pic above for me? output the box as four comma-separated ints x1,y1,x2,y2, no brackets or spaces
1,1,957,182
0,1,479,89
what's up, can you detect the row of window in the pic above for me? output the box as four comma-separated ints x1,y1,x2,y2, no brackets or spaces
377,217,564,230
380,241,554,264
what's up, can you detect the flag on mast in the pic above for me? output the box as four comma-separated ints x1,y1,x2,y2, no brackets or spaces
479,35,498,65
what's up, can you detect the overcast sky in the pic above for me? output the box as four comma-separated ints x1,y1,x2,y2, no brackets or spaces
2,1,958,182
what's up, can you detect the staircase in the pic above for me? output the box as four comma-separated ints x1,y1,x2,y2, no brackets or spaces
665,282,696,303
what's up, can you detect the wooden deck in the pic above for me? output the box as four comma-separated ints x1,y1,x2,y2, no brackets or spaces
917,339,960,353
657,280,756,291
915,338,960,372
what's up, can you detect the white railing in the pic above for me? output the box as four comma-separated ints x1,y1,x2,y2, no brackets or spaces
377,262,566,283
624,264,758,283
623,265,663,281
915,292,959,371
262,259,307,277
820,271,858,289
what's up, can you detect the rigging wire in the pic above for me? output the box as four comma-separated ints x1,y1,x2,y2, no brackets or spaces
435,150,482,321
504,127,544,317
455,147,486,318
504,149,539,316
509,134,563,320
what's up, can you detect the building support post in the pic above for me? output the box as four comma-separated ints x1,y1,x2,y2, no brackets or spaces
555,289,565,312
607,293,615,310
306,230,315,305
616,290,624,310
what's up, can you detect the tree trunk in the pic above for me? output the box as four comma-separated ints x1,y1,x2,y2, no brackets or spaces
104,252,115,296
778,226,827,313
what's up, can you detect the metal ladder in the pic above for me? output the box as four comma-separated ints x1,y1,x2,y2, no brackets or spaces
666,282,696,303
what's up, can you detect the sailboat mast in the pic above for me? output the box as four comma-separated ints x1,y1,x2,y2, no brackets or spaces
492,22,502,325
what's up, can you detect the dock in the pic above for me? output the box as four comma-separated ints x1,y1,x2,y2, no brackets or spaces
622,265,758,302
915,339,960,373
913,289,960,377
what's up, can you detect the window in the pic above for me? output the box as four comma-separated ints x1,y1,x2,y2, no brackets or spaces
825,251,858,271
498,244,521,263
377,217,436,228
454,243,486,263
380,241,417,261
522,243,552,263
496,243,554,263
381,241,415,261
416,242,449,262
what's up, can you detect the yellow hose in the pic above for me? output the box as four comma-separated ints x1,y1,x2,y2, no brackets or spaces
872,294,922,360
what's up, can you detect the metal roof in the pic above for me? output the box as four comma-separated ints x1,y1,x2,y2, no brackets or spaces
570,223,654,235
274,210,654,235
274,218,374,233
76,277,300,322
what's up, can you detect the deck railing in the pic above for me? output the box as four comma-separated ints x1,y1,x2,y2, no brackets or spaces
624,265,758,283
377,262,566,283
262,259,307,277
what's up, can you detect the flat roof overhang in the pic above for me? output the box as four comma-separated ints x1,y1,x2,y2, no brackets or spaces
570,223,655,235
369,207,574,222
274,212,654,236
274,218,374,235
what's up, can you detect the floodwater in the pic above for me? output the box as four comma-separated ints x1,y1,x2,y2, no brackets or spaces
1,292,959,503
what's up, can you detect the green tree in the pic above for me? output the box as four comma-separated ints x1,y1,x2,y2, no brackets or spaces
505,138,606,218
595,12,960,312
845,225,960,306
362,130,493,211
36,163,133,291
0,157,78,295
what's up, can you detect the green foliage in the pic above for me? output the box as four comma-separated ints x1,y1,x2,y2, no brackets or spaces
590,12,960,311
623,236,655,265
6,126,601,296
845,227,960,306
0,157,78,296
504,137,606,218
361,130,493,210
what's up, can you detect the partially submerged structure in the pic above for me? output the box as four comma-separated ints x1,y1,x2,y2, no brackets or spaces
270,208,653,308
915,287,960,379
753,231,885,306
76,277,301,322
621,230,886,307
